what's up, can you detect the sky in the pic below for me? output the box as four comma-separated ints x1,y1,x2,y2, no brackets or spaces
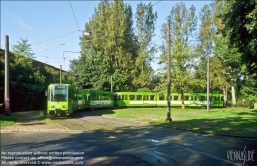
1,0,211,72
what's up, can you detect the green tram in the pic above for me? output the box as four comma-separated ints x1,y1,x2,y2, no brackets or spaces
114,92,224,107
47,84,223,116
47,84,77,116
47,84,114,116
77,89,114,110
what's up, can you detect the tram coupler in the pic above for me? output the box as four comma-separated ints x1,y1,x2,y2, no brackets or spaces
55,109,61,116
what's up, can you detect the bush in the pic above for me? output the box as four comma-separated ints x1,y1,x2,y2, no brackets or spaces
235,99,252,108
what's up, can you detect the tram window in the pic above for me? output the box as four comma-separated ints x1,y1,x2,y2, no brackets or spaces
191,96,196,101
185,96,189,100
200,96,205,101
130,95,135,100
118,95,121,100
150,95,155,100
174,96,179,101
91,93,96,100
122,95,125,100
144,95,148,100
159,95,164,100
124,95,128,100
137,95,142,100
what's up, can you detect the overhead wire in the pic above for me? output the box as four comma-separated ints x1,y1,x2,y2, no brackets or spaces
153,0,161,7
31,30,80,46
69,0,80,31
31,1,81,46
31,3,161,47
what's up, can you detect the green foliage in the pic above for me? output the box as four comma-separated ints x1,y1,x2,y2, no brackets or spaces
218,0,257,105
223,0,257,75
159,2,198,108
79,0,136,91
76,0,157,91
137,87,151,92
8,39,46,111
240,76,257,107
133,2,158,89
12,38,35,59
199,2,217,56
70,51,111,90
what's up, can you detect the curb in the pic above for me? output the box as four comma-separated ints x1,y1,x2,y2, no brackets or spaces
0,129,83,133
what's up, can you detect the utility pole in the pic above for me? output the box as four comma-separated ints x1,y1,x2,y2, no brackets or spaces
110,75,113,92
60,65,62,84
110,56,113,92
207,55,210,112
166,20,172,122
5,35,10,115
225,81,228,107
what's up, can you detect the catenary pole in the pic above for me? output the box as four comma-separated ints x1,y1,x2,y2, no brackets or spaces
207,55,210,112
5,35,10,115
166,20,172,122
60,65,62,84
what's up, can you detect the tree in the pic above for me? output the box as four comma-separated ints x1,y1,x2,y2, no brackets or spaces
12,38,35,59
211,0,257,106
9,38,46,111
159,2,198,109
133,2,157,90
240,73,257,108
197,2,234,105
198,3,217,57
79,0,137,91
70,49,129,91
223,0,257,75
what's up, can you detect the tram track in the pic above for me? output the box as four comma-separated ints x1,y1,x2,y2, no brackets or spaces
54,115,251,166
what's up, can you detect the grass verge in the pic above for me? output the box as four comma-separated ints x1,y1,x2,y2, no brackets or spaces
0,110,55,127
99,107,257,138
0,113,20,127
34,111,55,124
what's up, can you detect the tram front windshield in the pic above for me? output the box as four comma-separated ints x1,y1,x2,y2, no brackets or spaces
50,85,67,102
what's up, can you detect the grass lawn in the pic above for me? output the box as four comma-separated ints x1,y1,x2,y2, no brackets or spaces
0,110,54,128
34,110,55,124
0,113,20,126
100,107,257,138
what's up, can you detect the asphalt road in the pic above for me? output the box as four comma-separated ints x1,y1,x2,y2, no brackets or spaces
1,132,153,166
1,110,257,166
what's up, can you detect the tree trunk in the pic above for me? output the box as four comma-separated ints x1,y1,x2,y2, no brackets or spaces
254,103,257,109
181,92,185,109
223,82,228,107
231,85,236,106
223,88,226,107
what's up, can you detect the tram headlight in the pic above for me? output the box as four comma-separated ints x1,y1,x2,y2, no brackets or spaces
62,105,66,109
51,105,55,109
